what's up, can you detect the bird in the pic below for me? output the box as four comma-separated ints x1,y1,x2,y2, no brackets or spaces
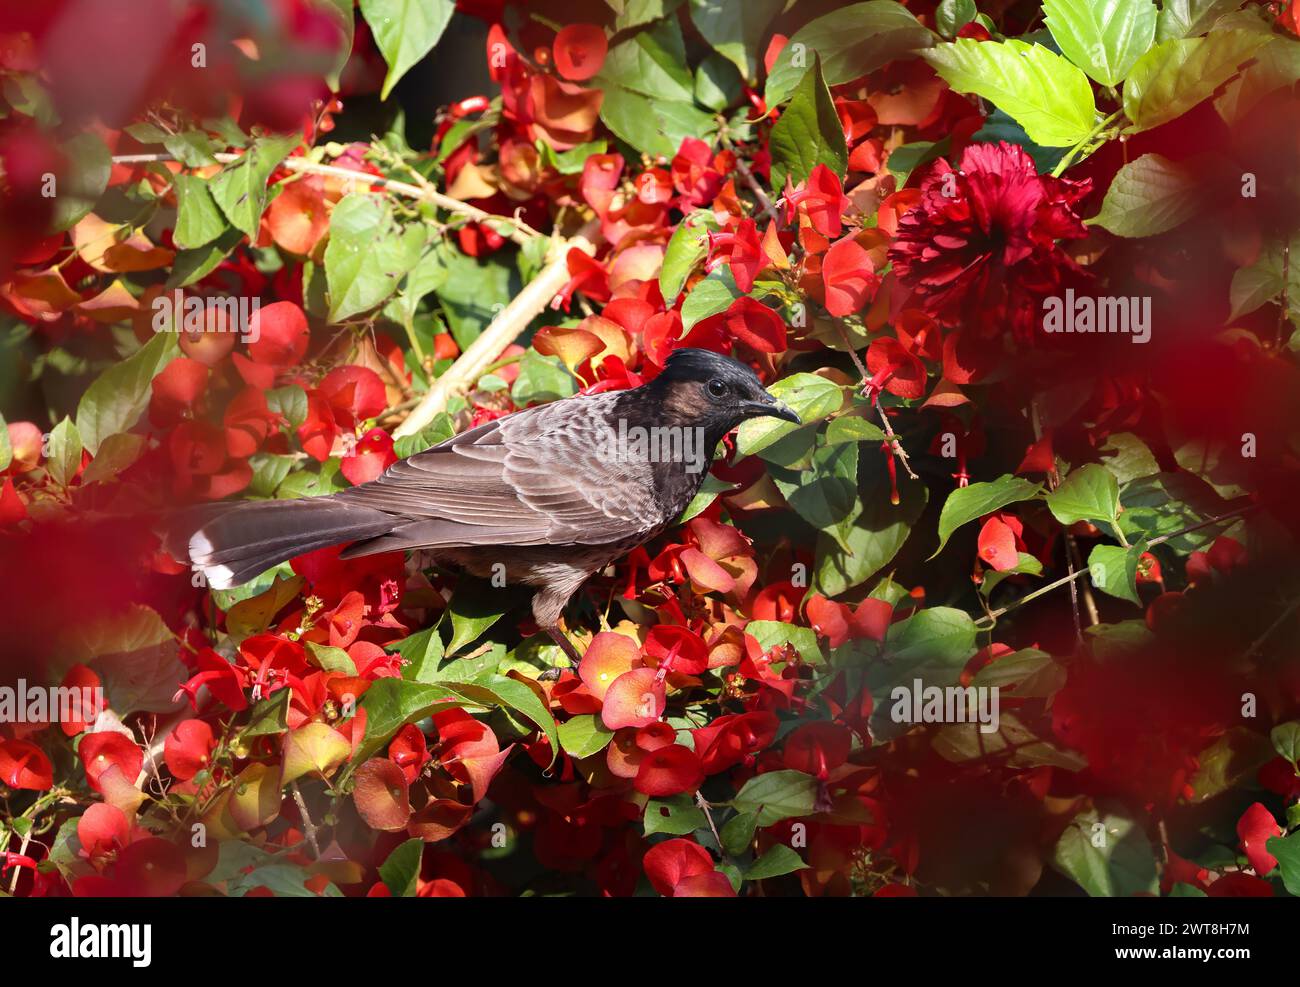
172,347,799,666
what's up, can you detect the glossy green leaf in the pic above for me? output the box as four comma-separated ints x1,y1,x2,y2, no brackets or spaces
1043,0,1158,86
75,331,179,455
1087,543,1144,605
769,55,848,189
1122,30,1270,134
932,475,1042,558
924,39,1097,147
688,0,785,81
1052,802,1159,896
765,2,934,106
208,134,299,236
731,769,818,826
1046,463,1120,526
360,0,455,100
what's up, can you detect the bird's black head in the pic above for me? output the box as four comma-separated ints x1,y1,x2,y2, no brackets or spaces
650,348,800,439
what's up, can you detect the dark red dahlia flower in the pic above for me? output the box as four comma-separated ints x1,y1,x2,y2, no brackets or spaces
888,141,1091,348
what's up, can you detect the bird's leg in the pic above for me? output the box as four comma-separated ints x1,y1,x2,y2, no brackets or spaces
538,624,583,681
533,582,588,681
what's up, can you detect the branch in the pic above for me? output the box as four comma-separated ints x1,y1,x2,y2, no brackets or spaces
393,219,601,437
978,504,1257,625
111,152,545,246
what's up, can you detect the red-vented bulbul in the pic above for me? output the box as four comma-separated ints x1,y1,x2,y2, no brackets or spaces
172,348,799,663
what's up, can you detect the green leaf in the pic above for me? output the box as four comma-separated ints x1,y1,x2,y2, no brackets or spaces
1122,30,1270,134
241,686,292,740
1155,0,1246,41
445,579,510,656
770,441,860,552
394,625,445,683
305,640,357,675
1228,235,1300,323
597,17,693,101
172,173,228,250
355,678,464,764
659,212,716,306
721,809,759,856
746,620,825,666
312,0,357,90
511,350,576,406
1052,802,1159,897
613,0,686,31
1267,832,1300,896
324,193,426,321
688,0,785,81
644,794,708,837
75,331,179,454
558,714,615,759
48,133,111,233
167,227,244,290
447,673,560,766
1272,722,1300,768
0,412,10,472
931,475,1042,558
923,38,1098,147
392,414,455,459
1089,153,1206,238
874,606,976,680
162,129,219,168
694,52,744,110
598,85,720,159
1087,543,1144,606
1215,34,1300,124
736,374,843,456
935,0,978,37
731,769,818,827
360,0,455,100
378,838,423,896
764,2,934,107
934,711,1086,770
208,134,300,236
45,417,82,488
768,55,848,190
815,465,927,596
680,266,743,331
743,844,808,881
1046,463,1120,526
971,108,1070,173
824,416,886,445
1042,0,1158,86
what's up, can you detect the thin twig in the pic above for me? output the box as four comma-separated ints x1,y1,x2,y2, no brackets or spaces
978,504,1257,625
111,151,545,246
833,321,919,481
290,781,321,859
394,219,601,436
695,792,724,855
1242,595,1300,661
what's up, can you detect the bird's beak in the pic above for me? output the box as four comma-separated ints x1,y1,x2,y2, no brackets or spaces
744,396,801,424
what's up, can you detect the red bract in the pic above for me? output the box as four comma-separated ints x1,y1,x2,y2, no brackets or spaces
822,235,880,317
634,744,704,795
77,802,131,861
341,426,398,485
0,739,53,790
163,719,215,781
723,297,787,354
977,516,1019,571
691,711,779,774
784,164,848,238
642,838,729,896
553,24,607,82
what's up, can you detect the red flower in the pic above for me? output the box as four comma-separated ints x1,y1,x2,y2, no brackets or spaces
553,24,607,82
723,297,787,354
79,732,143,794
1237,802,1282,876
889,141,1090,347
784,164,848,238
977,515,1020,571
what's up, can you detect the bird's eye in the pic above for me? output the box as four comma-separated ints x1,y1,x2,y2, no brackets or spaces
706,378,728,398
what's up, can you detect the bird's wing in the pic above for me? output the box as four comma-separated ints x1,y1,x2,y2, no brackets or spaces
341,393,658,547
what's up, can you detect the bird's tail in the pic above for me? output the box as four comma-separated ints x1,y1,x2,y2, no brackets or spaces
163,497,397,589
